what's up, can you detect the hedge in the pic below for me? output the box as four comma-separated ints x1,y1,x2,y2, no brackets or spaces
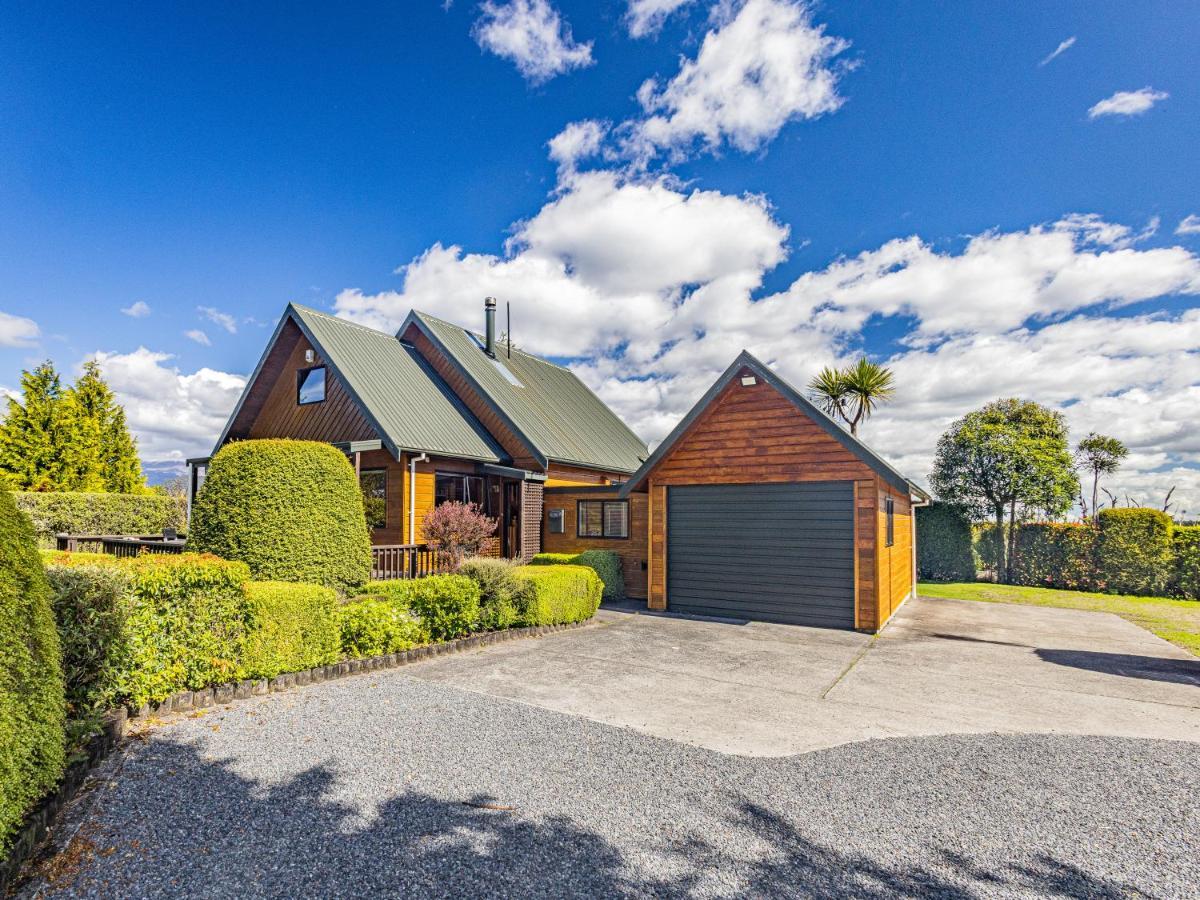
0,486,66,856
188,439,372,592
1096,508,1173,596
531,549,624,601
15,490,185,547
1010,523,1097,591
241,582,341,680
915,503,975,582
513,564,602,625
1172,526,1200,600
338,599,428,658
373,574,482,641
458,557,528,630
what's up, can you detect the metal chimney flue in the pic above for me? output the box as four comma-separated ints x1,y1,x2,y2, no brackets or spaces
484,297,497,357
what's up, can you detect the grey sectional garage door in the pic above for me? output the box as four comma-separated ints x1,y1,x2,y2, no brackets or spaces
667,482,855,628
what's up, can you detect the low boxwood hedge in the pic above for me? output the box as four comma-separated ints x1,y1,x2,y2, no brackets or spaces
338,598,429,658
15,490,185,547
375,574,481,641
1,486,67,856
458,557,527,630
241,582,341,680
530,549,624,601
513,564,602,625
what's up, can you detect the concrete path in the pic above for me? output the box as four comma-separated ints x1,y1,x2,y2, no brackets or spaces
407,595,1200,755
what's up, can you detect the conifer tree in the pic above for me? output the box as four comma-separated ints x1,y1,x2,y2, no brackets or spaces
0,362,71,490
67,360,144,492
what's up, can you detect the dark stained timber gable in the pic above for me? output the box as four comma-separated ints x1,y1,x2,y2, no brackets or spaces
666,481,856,628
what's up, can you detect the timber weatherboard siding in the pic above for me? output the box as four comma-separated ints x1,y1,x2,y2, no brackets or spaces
542,487,649,598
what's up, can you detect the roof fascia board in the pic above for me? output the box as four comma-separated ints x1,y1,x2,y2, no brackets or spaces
211,310,294,454
400,311,548,470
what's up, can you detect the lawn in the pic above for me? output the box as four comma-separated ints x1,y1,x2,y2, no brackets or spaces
918,581,1200,658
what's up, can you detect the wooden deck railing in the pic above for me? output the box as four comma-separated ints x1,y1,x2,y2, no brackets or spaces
55,534,187,557
370,544,446,580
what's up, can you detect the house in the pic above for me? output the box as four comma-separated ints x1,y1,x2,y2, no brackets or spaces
194,300,927,632
190,299,648,562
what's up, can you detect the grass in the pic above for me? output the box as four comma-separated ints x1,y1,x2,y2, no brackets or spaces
918,581,1200,658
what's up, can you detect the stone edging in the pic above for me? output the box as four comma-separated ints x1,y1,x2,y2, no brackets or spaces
1,619,589,893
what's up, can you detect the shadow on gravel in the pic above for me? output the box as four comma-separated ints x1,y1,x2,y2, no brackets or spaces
26,739,1143,899
1036,648,1200,686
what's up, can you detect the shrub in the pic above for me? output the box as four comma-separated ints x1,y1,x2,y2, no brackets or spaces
338,599,428,658
356,579,416,608
1172,526,1200,600
512,564,602,625
459,557,529,630
387,574,482,641
188,439,372,592
1096,508,1173,596
915,503,975,582
15,490,185,547
41,549,116,566
530,549,625,601
422,501,497,569
241,582,341,680
0,486,66,855
1010,523,1097,591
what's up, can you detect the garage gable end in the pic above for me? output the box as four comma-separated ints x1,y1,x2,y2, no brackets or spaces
620,351,925,498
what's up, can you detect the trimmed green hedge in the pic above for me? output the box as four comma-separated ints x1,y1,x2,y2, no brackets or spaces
513,564,602,625
1011,523,1098,591
1,486,66,856
188,439,372,592
1172,526,1200,600
915,503,975,582
375,574,481,641
1096,508,1173,596
15,490,185,547
338,599,428,657
241,582,341,680
531,549,624,601
458,557,527,630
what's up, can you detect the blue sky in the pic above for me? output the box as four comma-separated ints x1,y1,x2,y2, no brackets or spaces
1,1,1197,509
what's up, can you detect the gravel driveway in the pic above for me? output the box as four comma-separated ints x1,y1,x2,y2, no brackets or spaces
19,669,1199,899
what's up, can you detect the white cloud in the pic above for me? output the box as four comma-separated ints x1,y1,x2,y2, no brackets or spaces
1177,215,1200,236
0,311,40,347
185,329,211,346
198,306,238,333
1088,87,1168,119
1038,36,1075,67
86,347,245,462
625,0,695,38
472,0,593,84
547,119,608,172
622,0,849,163
120,300,152,319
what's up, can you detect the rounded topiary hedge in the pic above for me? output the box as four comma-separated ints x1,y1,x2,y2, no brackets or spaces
188,439,372,592
0,485,67,855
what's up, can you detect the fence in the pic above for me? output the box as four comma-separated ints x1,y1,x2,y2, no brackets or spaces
370,544,445,580
55,533,186,557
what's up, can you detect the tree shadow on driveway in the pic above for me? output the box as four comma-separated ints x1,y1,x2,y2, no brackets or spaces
22,738,1147,900
1035,648,1200,686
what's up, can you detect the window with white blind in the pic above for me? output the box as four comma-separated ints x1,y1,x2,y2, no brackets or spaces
577,500,628,539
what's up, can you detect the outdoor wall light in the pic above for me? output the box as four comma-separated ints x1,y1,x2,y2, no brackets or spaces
741,375,757,386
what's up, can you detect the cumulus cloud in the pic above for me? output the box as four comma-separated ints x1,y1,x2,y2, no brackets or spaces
547,119,608,172
198,306,238,333
1177,214,1200,236
625,0,695,38
1088,87,1168,119
472,0,593,84
1038,36,1075,67
0,311,40,347
120,301,151,318
622,0,849,163
185,329,211,346
86,347,245,462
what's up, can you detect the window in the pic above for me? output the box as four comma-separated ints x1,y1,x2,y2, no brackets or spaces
578,500,628,539
360,469,387,530
548,509,565,534
885,497,895,547
297,366,326,404
435,473,486,508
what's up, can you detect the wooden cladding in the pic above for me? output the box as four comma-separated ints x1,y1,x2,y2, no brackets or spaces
543,488,649,599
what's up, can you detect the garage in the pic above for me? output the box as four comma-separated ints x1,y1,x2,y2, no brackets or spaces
619,350,928,633
666,482,855,627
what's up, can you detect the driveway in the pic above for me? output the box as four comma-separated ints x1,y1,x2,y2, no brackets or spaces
407,594,1200,755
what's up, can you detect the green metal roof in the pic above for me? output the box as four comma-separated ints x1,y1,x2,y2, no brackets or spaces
288,304,506,463
404,310,649,474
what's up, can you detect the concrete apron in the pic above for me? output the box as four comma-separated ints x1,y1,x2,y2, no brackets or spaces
402,595,1200,757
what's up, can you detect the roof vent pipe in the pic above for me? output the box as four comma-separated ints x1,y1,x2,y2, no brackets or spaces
484,297,497,357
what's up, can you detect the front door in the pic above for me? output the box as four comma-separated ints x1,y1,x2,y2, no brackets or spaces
503,480,522,559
